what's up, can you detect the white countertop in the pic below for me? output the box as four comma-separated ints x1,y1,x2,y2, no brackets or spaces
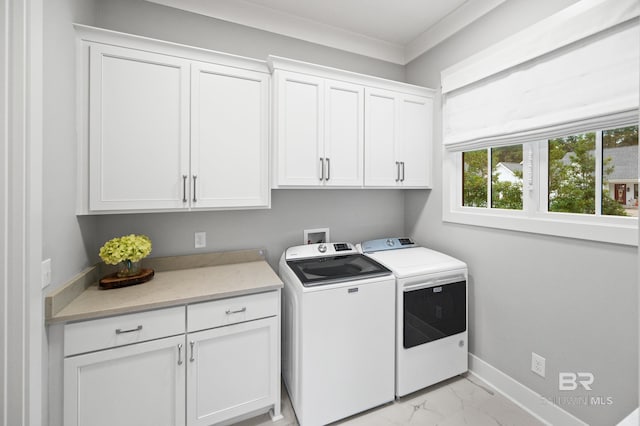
47,260,283,324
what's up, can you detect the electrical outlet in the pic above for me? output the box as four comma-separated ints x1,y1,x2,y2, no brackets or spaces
41,258,52,289
194,232,206,249
531,352,546,378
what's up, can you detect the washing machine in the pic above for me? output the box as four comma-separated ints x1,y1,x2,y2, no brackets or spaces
279,242,396,425
360,237,468,397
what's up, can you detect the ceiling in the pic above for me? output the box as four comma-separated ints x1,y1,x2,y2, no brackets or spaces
145,0,507,64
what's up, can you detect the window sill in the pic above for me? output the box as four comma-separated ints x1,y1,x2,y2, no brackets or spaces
443,208,638,246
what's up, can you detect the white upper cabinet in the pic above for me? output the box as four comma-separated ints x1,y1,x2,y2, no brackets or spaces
273,71,364,187
190,62,269,209
77,25,270,214
269,56,433,189
365,88,433,188
274,72,325,186
399,94,432,187
88,44,191,211
324,80,364,187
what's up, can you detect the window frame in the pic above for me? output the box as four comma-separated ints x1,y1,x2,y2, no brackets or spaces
443,123,638,247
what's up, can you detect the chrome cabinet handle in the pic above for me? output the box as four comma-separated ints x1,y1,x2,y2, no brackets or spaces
319,158,325,181
189,341,195,362
182,175,188,203
177,343,183,365
401,162,405,182
115,325,142,335
192,175,197,202
225,307,247,315
325,158,330,181
395,161,400,182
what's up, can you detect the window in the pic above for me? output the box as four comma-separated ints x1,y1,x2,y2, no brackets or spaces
603,126,638,217
545,126,638,218
462,146,523,210
441,0,638,246
450,125,638,245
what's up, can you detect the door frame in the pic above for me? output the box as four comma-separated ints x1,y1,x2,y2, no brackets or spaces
1,0,44,424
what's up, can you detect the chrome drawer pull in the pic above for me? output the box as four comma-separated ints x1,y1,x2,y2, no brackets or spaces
177,343,183,365
115,325,143,335
182,174,187,203
225,307,247,315
395,161,400,182
189,341,195,362
319,158,325,181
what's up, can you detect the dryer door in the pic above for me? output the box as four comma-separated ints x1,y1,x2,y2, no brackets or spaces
403,279,466,348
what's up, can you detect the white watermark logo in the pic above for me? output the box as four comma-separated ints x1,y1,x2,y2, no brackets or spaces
541,372,614,407
558,372,594,391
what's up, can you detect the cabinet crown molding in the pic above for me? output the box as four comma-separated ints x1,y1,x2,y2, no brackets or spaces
267,55,434,98
73,24,270,74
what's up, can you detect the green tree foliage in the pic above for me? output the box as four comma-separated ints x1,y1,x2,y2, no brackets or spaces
603,125,638,148
491,146,523,209
463,146,523,210
548,132,627,216
463,150,487,207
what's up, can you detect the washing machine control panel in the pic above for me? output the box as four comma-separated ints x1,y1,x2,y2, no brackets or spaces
286,242,357,260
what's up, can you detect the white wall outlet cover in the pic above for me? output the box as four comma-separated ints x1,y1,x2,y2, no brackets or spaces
303,228,330,244
531,352,546,378
194,232,206,249
41,258,52,288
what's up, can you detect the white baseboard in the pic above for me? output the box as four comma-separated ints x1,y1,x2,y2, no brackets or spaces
616,408,638,426
468,353,588,426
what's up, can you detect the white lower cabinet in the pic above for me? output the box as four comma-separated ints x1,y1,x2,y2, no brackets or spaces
187,317,279,426
63,291,281,426
64,335,186,426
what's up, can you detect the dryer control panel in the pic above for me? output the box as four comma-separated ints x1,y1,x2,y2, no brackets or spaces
360,237,415,253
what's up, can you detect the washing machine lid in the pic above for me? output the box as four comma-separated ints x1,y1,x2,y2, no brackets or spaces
286,253,391,287
365,247,466,278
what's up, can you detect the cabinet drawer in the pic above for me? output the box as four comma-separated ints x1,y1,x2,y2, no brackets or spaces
64,306,185,357
188,290,279,333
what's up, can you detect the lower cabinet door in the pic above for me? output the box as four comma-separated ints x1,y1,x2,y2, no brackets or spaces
64,335,186,426
187,317,278,426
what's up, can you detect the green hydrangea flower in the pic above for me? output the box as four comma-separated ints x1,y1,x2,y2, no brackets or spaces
99,234,152,265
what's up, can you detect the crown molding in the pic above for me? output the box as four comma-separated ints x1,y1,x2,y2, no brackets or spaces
145,0,506,65
146,0,405,64
405,0,508,64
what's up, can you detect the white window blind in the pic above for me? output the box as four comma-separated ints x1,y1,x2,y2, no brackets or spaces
441,0,640,151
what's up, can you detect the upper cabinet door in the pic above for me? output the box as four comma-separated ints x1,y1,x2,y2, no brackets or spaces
88,43,190,211
365,88,432,188
190,62,270,209
364,88,399,187
398,94,432,188
323,80,364,187
274,71,325,186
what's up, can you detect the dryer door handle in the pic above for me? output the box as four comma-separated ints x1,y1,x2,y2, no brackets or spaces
403,275,466,292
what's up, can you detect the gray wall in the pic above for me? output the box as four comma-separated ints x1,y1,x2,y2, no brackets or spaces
43,0,97,289
93,190,404,269
405,1,638,425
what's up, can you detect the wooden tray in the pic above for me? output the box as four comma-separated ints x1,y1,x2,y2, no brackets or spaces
99,268,155,290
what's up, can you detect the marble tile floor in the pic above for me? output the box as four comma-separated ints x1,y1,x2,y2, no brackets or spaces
237,374,545,426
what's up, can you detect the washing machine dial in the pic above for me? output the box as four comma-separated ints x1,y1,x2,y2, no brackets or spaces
386,239,395,247
318,244,327,253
